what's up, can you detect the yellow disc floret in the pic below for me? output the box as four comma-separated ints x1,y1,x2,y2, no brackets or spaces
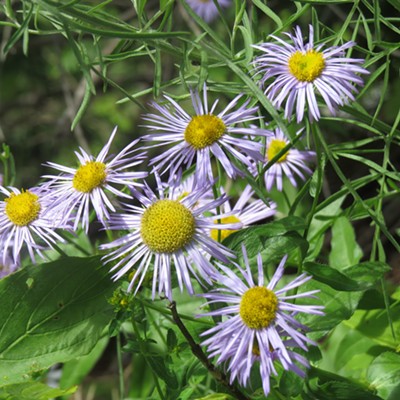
288,49,325,82
73,161,107,193
240,286,278,329
184,114,226,150
5,190,41,226
267,139,288,163
210,215,241,242
141,199,196,253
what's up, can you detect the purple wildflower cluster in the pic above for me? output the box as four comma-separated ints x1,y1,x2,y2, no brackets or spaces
0,24,369,398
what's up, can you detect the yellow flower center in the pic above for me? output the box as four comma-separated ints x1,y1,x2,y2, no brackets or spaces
73,161,107,193
140,199,196,253
5,190,41,226
239,286,278,329
184,114,226,150
288,50,325,82
210,215,241,242
267,139,288,163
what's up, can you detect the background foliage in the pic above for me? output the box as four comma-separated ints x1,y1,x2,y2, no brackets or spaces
1,0,400,399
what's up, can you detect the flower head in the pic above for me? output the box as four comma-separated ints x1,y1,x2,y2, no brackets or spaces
253,25,369,122
142,84,268,185
42,127,147,232
100,174,241,300
199,245,324,396
210,185,276,242
0,186,67,264
185,0,232,23
256,128,315,192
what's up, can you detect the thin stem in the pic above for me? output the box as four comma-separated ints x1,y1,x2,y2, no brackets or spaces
116,333,125,400
169,301,249,400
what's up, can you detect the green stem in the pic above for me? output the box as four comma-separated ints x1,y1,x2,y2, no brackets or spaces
169,301,249,400
116,333,125,399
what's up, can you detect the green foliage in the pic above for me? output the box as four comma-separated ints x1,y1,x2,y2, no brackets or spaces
0,256,116,386
0,382,76,400
1,0,400,398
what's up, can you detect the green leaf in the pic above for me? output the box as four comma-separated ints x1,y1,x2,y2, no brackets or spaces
387,0,400,12
329,216,363,270
252,0,282,28
147,356,179,389
304,261,391,292
344,304,400,350
297,280,363,334
367,352,400,400
304,367,382,400
0,256,116,385
343,262,391,287
195,395,235,400
3,3,34,55
319,323,390,383
0,381,76,400
279,369,304,397
303,262,363,291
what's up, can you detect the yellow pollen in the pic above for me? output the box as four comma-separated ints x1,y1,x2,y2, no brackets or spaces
140,199,196,253
5,190,41,226
184,114,226,150
73,161,107,193
288,50,325,82
267,139,288,163
240,286,278,329
210,215,241,242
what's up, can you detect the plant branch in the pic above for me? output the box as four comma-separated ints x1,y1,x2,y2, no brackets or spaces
169,301,249,400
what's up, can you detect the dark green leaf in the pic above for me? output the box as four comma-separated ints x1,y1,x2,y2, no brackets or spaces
147,356,179,389
304,262,362,291
0,256,116,385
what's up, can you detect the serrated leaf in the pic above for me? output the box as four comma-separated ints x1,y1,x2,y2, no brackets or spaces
0,256,116,385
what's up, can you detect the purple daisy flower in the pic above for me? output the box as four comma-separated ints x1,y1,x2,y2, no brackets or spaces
100,174,241,300
198,245,324,396
253,25,369,122
0,186,67,264
210,184,277,242
42,127,147,232
256,127,315,192
141,84,268,185
185,0,231,23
